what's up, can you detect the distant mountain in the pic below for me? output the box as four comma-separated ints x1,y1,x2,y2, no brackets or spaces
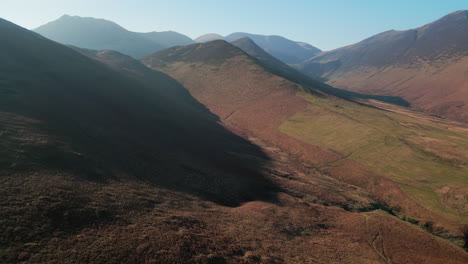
140,30,194,47
225,32,321,64
194,33,224,42
33,15,194,58
299,10,468,122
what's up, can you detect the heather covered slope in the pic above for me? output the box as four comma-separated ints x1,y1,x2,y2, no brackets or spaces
299,10,468,123
34,15,193,58
225,32,321,63
144,40,468,248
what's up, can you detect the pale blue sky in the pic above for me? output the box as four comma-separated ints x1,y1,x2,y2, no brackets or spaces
1,0,466,50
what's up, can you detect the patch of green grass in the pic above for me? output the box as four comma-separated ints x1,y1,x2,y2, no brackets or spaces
278,92,468,221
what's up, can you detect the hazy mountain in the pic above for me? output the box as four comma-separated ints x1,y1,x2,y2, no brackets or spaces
194,33,224,42
143,40,468,261
139,30,194,47
225,32,321,64
33,15,193,58
299,10,468,122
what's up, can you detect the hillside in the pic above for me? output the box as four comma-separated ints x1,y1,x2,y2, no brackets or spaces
0,18,278,262
144,40,468,255
1,17,468,263
231,37,409,106
299,10,468,123
33,15,194,58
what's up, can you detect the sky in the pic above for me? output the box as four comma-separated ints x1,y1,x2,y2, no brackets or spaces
0,0,467,51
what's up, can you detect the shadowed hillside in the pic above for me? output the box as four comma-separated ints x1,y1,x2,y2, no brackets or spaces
0,18,288,262
299,10,468,123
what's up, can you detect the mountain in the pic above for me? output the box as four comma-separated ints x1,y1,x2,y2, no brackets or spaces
139,30,194,47
0,18,283,262
299,10,468,123
194,33,224,42
144,40,468,259
231,36,291,71
231,37,409,106
2,17,468,263
225,32,321,64
33,15,194,58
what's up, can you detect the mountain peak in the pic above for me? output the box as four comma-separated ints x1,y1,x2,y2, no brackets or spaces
194,33,224,42
447,9,468,17
143,40,246,67
59,14,71,19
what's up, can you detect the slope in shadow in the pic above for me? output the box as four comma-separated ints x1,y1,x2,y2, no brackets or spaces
0,18,277,207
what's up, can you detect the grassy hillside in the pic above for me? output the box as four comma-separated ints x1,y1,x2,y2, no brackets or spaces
279,93,468,222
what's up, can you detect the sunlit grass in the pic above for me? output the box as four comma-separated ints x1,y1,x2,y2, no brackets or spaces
279,92,468,222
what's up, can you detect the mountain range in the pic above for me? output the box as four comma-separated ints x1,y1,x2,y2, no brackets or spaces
34,15,194,58
1,10,468,264
196,32,321,63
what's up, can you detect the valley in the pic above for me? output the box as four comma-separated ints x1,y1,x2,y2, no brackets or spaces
1,5,467,263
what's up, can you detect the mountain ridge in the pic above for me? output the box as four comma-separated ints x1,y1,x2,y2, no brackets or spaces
299,10,468,122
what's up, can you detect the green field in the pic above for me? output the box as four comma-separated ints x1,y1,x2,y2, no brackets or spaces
279,92,468,222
